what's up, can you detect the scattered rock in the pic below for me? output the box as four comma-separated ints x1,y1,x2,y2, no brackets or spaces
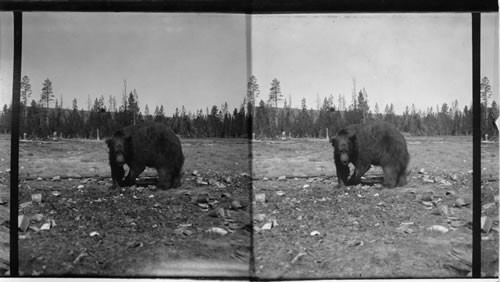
254,213,266,222
206,227,228,236
52,176,61,181
454,198,469,208
481,216,493,233
347,239,363,247
445,190,456,197
427,225,449,233
18,215,30,232
40,222,51,231
261,222,273,230
31,214,44,222
31,193,42,203
20,202,32,209
310,230,320,236
291,252,307,264
255,193,266,203
231,200,242,209
277,176,286,181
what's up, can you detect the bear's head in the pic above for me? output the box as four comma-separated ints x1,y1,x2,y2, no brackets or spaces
330,128,356,166
106,130,132,166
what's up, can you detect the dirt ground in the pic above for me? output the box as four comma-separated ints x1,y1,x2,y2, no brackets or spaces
0,135,10,275
253,136,498,279
17,138,252,277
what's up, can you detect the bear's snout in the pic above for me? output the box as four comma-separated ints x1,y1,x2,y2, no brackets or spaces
340,153,349,165
115,155,126,166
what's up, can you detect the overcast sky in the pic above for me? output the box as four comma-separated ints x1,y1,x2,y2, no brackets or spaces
252,13,498,114
0,13,498,115
0,12,247,116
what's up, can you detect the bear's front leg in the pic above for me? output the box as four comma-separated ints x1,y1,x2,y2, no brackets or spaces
335,159,350,189
110,165,125,189
347,163,370,186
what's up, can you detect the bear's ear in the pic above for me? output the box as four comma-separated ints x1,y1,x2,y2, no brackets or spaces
348,132,357,144
105,138,113,146
124,135,133,144
329,136,336,146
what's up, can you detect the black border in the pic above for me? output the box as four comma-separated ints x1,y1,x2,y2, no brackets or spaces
9,11,21,278
0,0,497,13
3,0,497,279
471,12,481,278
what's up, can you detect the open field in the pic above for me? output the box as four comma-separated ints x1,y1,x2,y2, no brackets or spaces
18,138,251,277
253,136,498,278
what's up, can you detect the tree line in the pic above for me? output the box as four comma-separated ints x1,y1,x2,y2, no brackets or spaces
247,75,498,139
0,75,498,140
0,76,250,139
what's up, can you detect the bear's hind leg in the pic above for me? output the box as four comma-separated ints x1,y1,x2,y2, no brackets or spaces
157,167,173,190
382,164,399,188
396,166,408,187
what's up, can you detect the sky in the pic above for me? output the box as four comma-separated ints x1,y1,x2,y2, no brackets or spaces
0,12,248,116
0,13,498,115
252,13,498,114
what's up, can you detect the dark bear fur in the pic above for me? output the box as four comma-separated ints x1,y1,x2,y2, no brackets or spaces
330,121,410,188
106,122,184,190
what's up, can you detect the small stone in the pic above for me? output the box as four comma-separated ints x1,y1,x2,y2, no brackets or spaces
231,200,242,209
277,176,286,181
418,168,426,174
20,202,32,209
455,198,468,208
261,222,273,230
51,176,61,181
31,193,42,203
206,227,228,236
254,213,266,222
255,193,266,203
310,230,320,236
303,184,310,189
51,191,61,197
18,215,30,232
40,222,51,230
481,216,493,233
77,185,84,189
31,214,44,222
427,225,448,233
275,191,285,196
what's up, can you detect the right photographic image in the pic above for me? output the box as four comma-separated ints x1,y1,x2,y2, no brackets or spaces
250,13,498,278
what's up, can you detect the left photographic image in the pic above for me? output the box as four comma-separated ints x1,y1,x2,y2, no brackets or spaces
0,12,12,276
1,12,251,277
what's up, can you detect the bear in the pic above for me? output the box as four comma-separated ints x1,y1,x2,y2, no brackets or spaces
105,122,185,190
330,121,410,188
